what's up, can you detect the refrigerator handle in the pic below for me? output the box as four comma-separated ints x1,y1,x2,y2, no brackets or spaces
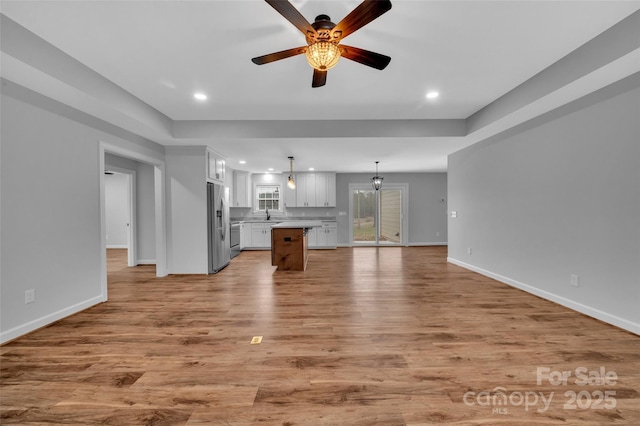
220,197,226,241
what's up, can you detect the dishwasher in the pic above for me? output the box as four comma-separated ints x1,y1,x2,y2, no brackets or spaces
230,223,241,259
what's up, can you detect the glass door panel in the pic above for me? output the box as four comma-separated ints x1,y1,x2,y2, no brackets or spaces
379,189,402,244
352,189,376,243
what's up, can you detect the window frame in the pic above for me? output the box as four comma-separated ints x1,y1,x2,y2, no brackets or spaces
254,183,282,213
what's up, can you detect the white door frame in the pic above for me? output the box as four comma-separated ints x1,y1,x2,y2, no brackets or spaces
348,183,409,247
99,142,167,302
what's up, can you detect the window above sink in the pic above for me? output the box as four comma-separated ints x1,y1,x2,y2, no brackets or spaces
255,184,281,213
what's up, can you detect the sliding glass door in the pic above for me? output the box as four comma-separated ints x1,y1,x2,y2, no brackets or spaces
350,184,407,246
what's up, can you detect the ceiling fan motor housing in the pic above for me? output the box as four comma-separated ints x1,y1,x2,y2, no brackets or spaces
308,14,338,44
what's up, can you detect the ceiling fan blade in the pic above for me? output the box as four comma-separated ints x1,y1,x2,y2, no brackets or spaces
312,69,327,88
265,0,316,36
252,46,307,65
332,0,392,40
340,45,391,70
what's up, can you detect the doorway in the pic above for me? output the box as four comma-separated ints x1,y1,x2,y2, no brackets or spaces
104,170,134,266
99,142,167,303
349,183,408,246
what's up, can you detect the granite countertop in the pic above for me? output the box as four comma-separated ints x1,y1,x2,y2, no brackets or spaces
271,221,324,229
231,217,336,224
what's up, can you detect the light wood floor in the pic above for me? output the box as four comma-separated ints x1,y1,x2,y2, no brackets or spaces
2,247,639,425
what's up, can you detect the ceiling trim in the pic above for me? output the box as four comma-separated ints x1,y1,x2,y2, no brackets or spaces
172,118,466,139
467,9,640,135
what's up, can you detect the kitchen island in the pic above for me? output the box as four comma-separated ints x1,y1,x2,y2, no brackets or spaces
271,221,322,271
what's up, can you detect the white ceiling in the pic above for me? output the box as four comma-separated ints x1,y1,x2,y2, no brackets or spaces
1,0,639,173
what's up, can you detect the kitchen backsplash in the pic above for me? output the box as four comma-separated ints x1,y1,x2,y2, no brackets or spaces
231,206,337,221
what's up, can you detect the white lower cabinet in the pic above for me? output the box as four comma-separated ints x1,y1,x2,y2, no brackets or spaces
241,221,336,250
248,223,272,249
307,228,318,247
239,223,251,249
310,222,337,248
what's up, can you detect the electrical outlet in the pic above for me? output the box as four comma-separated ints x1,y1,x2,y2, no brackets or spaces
570,274,580,287
25,289,35,304
436,232,440,237
250,336,263,345
467,248,472,255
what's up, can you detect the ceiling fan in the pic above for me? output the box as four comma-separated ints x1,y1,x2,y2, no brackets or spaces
251,0,392,88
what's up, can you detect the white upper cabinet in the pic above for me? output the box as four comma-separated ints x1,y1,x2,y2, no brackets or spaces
233,170,251,207
207,149,226,183
298,173,316,207
283,172,336,208
316,173,336,207
282,173,297,208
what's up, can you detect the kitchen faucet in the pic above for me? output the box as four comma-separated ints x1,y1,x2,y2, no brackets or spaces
265,207,270,221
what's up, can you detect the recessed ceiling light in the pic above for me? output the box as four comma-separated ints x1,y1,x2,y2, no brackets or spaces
267,168,274,171
194,93,207,101
239,160,246,164
308,167,315,171
426,91,439,99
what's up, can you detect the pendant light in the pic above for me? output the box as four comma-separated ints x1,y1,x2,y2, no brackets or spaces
287,156,296,189
371,161,383,191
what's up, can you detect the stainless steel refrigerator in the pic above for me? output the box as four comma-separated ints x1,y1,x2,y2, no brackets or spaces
207,182,230,273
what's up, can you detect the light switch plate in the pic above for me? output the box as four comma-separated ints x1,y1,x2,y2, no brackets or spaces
570,274,580,287
25,289,35,304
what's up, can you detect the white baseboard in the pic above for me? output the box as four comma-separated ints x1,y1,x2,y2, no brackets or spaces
106,245,128,249
336,243,448,248
0,295,105,344
447,257,640,336
136,259,156,265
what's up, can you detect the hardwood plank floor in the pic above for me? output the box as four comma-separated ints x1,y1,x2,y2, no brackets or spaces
2,247,639,425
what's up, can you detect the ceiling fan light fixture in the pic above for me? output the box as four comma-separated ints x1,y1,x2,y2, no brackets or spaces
305,42,341,71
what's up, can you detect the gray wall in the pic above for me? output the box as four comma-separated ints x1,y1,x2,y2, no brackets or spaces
135,162,156,263
448,74,640,334
165,147,208,274
1,88,102,342
336,173,448,246
104,172,130,247
0,81,164,343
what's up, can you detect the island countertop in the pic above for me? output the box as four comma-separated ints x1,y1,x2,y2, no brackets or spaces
271,221,323,229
